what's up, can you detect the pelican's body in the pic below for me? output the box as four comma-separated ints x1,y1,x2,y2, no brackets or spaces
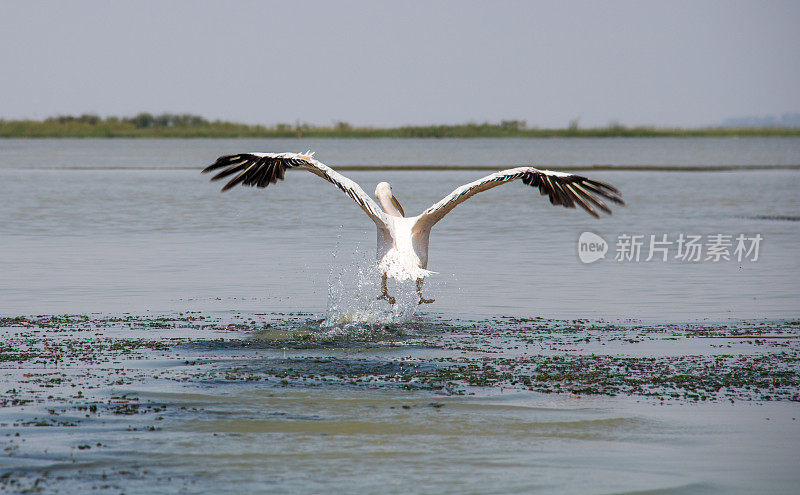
373,182,432,283
377,216,430,280
203,152,624,304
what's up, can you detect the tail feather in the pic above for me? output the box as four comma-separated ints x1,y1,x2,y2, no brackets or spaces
379,250,436,281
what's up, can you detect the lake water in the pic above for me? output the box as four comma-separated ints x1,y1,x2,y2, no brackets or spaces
1,138,799,494
1,137,798,320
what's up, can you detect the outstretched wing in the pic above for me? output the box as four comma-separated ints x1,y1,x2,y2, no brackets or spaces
415,166,624,230
202,151,388,227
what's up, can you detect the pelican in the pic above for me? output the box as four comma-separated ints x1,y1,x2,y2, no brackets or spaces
203,151,624,304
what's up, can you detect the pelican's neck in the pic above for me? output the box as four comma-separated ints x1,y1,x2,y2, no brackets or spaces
375,182,405,217
378,196,405,217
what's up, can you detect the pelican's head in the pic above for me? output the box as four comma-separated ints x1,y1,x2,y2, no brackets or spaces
375,182,405,217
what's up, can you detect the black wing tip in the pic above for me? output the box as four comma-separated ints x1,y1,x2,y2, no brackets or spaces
204,153,303,192
202,154,242,174
583,177,623,197
523,170,624,217
201,163,218,174
576,176,625,208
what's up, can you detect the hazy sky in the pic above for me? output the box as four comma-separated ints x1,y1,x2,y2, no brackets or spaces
1,0,798,127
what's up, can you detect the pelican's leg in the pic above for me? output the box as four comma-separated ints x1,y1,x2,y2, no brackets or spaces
377,273,396,305
416,278,435,305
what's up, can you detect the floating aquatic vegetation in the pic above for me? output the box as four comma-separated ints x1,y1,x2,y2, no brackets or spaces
1,312,798,493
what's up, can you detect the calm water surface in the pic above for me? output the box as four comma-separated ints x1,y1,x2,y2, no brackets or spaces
2,137,799,169
1,138,798,319
1,138,799,494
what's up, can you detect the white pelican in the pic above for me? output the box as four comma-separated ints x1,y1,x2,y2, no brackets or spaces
203,151,624,304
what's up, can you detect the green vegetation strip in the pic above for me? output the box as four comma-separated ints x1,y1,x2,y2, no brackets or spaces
2,114,800,138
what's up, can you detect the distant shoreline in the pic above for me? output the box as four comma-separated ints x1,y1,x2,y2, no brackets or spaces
2,114,799,138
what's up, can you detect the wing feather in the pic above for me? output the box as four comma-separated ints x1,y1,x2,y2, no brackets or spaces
571,182,612,215
202,152,388,226
415,166,624,231
564,183,597,217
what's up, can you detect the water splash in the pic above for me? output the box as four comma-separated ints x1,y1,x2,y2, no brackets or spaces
323,242,420,328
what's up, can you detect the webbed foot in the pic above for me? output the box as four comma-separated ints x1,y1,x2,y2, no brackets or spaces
415,278,434,305
378,293,396,305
